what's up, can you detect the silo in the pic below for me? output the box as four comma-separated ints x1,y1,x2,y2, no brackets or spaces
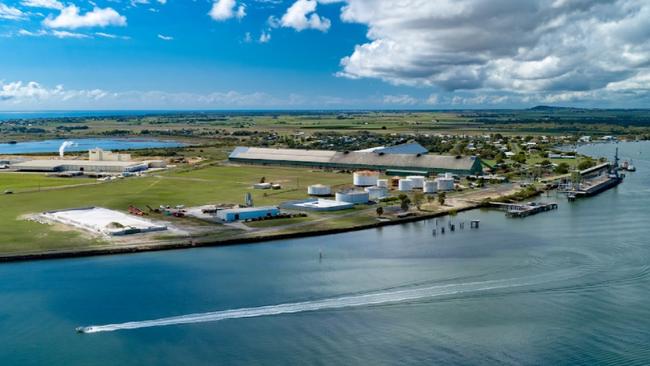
436,177,455,191
398,178,413,192
376,179,389,188
336,190,370,204
308,184,331,196
423,180,438,194
365,186,388,200
353,171,380,187
407,176,425,189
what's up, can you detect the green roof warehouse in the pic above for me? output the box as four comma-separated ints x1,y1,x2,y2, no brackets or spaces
229,147,483,176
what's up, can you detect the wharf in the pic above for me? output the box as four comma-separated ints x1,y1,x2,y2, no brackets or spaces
490,202,558,218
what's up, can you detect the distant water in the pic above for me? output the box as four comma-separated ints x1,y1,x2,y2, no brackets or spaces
0,141,648,365
0,111,181,121
0,138,184,155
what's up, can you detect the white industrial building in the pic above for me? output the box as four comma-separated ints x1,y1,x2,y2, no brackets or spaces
288,199,354,211
12,159,149,173
217,206,280,222
89,148,132,162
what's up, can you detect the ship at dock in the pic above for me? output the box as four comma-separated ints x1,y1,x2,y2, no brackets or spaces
560,147,624,201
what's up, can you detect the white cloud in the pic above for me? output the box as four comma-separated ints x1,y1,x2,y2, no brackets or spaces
52,30,89,38
20,0,63,10
259,31,271,43
281,0,331,32
382,94,418,105
43,5,127,29
0,3,25,20
157,34,173,41
18,28,47,36
336,0,650,99
209,0,246,21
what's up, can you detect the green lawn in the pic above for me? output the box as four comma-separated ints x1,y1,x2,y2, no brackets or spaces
0,165,352,254
0,173,90,193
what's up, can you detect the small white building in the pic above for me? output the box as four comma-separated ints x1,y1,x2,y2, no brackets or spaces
217,206,280,222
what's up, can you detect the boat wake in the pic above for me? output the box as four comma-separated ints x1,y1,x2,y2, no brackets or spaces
79,275,562,334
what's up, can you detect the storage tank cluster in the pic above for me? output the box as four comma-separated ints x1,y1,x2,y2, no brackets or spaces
353,171,380,187
307,184,331,196
336,190,370,204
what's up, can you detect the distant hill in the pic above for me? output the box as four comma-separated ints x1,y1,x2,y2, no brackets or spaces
529,105,583,111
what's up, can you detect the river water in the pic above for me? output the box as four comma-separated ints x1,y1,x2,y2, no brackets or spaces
0,138,184,155
0,142,648,365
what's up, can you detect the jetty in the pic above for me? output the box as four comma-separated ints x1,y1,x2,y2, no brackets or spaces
490,202,558,218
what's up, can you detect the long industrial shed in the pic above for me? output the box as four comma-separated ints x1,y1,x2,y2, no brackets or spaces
228,147,483,176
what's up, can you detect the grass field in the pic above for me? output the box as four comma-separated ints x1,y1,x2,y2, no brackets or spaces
0,173,90,193
0,165,352,254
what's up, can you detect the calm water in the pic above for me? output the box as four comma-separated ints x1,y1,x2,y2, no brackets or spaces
0,142,648,365
0,138,184,155
0,111,182,121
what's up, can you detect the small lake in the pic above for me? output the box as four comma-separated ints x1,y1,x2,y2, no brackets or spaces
0,138,185,155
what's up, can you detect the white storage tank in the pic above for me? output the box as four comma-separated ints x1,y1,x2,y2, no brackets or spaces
436,177,455,192
406,175,425,189
364,186,388,200
398,178,413,192
308,184,331,196
353,171,380,187
376,179,388,188
336,190,370,204
423,180,438,194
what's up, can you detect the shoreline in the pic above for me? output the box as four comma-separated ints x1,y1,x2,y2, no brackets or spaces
0,204,482,263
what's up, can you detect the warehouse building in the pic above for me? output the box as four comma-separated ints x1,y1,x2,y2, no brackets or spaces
229,147,482,176
217,206,280,222
12,159,149,173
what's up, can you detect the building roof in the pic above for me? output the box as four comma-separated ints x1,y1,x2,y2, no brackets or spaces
230,146,336,163
12,160,145,169
229,146,480,173
219,206,279,214
356,142,428,155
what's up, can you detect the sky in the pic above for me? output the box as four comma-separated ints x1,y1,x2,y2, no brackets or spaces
0,0,649,110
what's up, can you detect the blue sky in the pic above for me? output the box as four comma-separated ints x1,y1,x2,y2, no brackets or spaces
1,0,649,109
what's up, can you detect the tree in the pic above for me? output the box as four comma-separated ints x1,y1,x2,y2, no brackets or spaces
578,159,596,170
376,206,384,217
513,153,527,164
437,192,446,206
413,192,424,210
400,196,411,211
555,162,570,174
